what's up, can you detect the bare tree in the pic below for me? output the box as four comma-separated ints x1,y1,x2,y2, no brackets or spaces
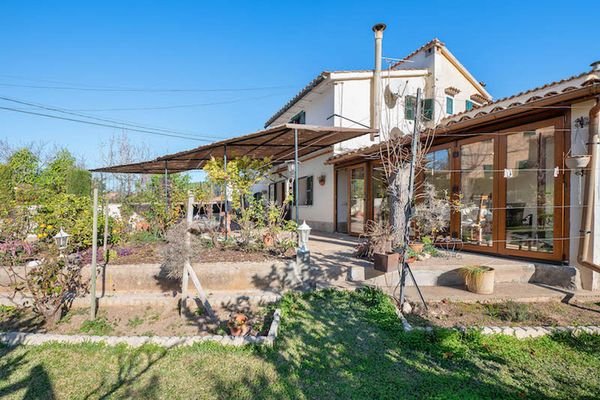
100,131,150,196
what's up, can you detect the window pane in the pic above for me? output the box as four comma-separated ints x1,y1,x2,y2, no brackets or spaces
372,167,388,223
350,168,366,233
505,128,555,253
422,99,433,121
423,148,452,239
460,140,494,247
466,100,473,111
405,96,416,120
446,97,454,115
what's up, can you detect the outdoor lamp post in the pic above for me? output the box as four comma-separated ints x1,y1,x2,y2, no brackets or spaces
297,220,311,252
53,228,70,257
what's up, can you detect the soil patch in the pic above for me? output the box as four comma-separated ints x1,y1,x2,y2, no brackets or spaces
0,300,275,337
106,242,280,265
405,300,600,328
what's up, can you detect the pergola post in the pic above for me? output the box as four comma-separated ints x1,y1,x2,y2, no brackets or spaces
223,144,230,238
164,161,169,215
294,127,299,225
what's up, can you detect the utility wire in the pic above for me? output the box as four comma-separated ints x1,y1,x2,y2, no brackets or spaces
0,106,209,142
0,81,294,93
0,96,222,141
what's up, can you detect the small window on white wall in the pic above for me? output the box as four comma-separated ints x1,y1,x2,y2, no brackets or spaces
446,97,454,115
296,176,313,206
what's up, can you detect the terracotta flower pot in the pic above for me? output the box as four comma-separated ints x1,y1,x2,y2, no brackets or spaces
409,242,424,253
228,313,250,337
263,233,274,247
373,252,400,273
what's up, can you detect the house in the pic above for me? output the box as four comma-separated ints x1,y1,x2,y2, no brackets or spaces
257,35,492,234
254,29,600,290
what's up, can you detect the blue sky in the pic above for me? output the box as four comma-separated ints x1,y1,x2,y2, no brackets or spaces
0,0,597,168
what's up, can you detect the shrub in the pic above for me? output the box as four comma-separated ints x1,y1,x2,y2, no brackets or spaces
34,193,95,249
485,301,538,322
161,221,200,281
80,317,113,335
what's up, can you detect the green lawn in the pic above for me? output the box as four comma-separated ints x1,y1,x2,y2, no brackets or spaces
1,289,600,399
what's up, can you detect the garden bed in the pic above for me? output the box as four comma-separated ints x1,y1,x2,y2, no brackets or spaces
0,299,277,338
405,299,600,328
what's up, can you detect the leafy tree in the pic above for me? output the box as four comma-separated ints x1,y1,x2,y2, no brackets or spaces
203,156,270,209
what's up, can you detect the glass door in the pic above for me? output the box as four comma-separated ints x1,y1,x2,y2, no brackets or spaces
348,165,366,234
458,138,496,251
499,122,564,260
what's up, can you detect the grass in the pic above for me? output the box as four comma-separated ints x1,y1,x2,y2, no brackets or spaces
79,317,114,336
0,289,599,399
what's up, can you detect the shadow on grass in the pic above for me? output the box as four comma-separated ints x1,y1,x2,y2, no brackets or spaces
0,345,55,399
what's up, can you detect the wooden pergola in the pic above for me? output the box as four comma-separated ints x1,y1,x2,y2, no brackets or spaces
91,123,377,174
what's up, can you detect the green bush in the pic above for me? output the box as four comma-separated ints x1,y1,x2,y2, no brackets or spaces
485,301,538,322
34,193,95,248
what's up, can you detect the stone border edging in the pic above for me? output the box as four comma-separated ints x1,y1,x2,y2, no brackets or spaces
395,304,600,338
0,308,282,348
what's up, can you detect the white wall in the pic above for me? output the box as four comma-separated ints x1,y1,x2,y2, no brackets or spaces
570,100,600,289
292,152,335,232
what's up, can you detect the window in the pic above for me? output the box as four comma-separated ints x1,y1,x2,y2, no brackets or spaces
446,97,454,115
405,95,416,120
296,176,313,206
465,100,474,111
290,111,306,124
422,99,434,121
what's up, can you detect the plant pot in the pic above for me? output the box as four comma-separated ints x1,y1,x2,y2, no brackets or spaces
409,242,424,254
373,252,400,273
228,314,250,336
463,266,495,294
565,155,591,170
263,233,274,247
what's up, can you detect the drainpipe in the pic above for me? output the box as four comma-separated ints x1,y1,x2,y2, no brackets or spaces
371,23,386,140
577,94,600,274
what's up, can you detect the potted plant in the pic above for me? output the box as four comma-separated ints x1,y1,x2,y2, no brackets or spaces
318,174,326,186
458,265,495,294
358,221,399,272
227,313,250,336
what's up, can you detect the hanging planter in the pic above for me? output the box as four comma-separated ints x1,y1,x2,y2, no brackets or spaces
565,155,591,170
318,174,326,186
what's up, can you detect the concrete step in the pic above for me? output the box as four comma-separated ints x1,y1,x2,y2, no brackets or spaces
350,253,536,287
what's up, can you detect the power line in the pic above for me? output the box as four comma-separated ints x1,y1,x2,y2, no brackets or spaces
0,106,210,142
0,81,295,93
0,96,223,141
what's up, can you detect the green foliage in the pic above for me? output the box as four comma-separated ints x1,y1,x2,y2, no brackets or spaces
203,156,270,209
129,230,162,244
34,193,95,247
127,316,144,328
126,173,192,237
80,317,114,335
486,301,539,322
66,169,92,196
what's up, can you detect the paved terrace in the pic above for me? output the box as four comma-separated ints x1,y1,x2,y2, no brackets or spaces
309,231,600,303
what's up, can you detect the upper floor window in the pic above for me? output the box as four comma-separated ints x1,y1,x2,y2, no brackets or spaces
422,99,434,121
405,95,416,120
446,97,454,115
465,100,474,111
290,111,306,124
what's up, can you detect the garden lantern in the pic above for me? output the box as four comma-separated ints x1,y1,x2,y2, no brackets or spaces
297,220,311,252
285,160,296,176
53,228,70,253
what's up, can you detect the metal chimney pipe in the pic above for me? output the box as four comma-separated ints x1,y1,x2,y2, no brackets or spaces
372,23,386,139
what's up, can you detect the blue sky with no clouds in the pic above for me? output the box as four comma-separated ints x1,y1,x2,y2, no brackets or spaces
0,0,597,168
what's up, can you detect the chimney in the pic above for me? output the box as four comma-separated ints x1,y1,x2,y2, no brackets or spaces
591,61,600,72
371,23,386,139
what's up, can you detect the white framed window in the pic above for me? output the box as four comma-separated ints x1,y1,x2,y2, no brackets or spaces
295,176,313,206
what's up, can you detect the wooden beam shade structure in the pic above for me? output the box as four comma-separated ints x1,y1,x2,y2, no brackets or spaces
90,123,378,174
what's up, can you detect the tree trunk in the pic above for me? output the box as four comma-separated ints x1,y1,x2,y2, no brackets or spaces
388,166,410,248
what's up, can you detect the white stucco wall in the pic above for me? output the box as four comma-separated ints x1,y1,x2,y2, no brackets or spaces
570,100,600,289
291,152,335,232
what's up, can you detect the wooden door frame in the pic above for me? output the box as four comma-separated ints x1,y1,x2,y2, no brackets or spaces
496,116,566,262
347,163,368,235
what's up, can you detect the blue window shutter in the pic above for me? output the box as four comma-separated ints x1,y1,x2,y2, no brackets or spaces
446,97,454,115
466,100,474,111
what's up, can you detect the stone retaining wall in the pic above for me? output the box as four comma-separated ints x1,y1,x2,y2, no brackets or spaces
0,309,281,348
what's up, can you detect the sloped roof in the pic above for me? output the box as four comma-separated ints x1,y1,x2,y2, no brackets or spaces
92,124,377,174
438,70,600,128
393,38,492,101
